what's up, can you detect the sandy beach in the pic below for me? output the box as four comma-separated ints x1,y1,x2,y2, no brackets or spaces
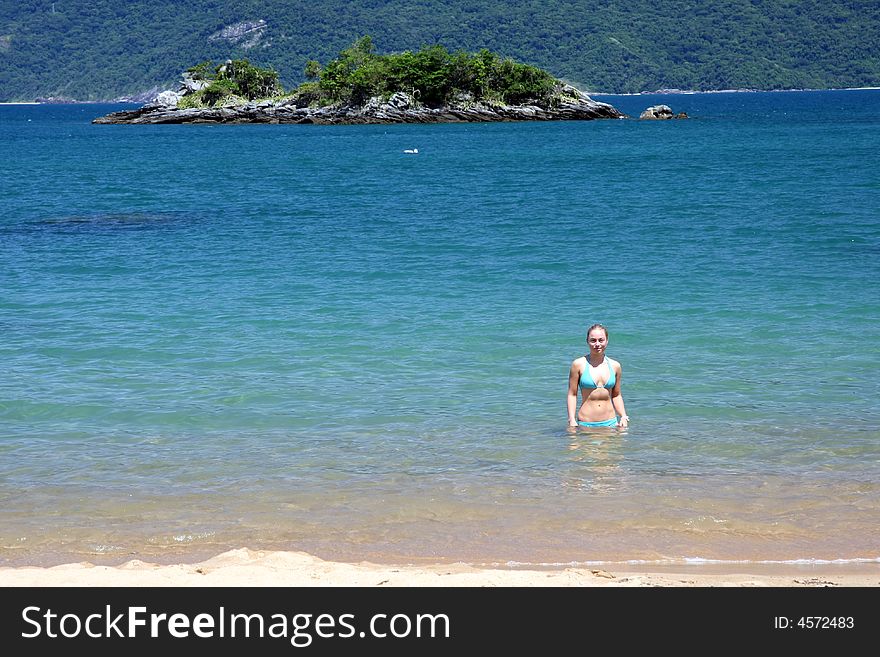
1,548,877,587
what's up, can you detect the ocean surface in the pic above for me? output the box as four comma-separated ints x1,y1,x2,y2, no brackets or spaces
1,90,878,569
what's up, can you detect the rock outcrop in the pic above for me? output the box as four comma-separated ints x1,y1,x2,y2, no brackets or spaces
208,20,268,49
93,84,626,125
639,104,688,120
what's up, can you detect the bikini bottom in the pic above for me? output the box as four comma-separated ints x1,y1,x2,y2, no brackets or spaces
577,417,619,428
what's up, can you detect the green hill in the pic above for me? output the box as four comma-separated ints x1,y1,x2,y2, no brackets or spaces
1,0,878,101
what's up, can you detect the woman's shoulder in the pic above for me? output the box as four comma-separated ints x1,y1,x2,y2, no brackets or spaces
608,356,623,372
570,355,587,369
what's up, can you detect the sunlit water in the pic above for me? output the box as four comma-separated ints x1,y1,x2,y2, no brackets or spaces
1,90,878,567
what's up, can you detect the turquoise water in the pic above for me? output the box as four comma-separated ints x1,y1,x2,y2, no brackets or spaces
1,90,878,567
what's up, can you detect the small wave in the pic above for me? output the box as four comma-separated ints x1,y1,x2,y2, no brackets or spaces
88,544,126,554
171,532,216,544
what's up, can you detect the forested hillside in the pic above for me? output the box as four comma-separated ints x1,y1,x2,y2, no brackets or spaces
1,0,878,101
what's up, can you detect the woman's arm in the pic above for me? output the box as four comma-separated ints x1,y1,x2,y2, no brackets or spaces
567,361,581,427
611,361,629,429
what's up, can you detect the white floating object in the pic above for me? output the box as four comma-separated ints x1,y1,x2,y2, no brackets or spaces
403,148,418,154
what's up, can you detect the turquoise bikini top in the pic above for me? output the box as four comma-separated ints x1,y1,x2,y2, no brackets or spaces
579,358,616,390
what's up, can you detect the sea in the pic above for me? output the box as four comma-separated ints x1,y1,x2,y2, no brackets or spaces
1,90,878,569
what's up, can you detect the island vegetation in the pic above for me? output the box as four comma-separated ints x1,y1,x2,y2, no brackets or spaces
177,36,560,110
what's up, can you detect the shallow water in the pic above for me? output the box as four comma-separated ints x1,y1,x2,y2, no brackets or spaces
1,91,878,567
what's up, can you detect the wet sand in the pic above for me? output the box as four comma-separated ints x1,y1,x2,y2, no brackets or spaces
2,548,877,587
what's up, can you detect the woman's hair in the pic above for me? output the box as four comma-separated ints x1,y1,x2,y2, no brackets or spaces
586,323,608,339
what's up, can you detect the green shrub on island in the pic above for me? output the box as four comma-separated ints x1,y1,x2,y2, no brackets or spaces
178,59,285,108
177,37,561,110
308,36,558,107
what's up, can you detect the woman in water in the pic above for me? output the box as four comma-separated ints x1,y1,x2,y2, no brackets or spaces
567,324,629,429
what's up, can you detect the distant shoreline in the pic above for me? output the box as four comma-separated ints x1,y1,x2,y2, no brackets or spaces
4,87,879,105
589,85,880,96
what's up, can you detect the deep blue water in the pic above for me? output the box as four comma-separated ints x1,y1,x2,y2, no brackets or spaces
1,90,878,567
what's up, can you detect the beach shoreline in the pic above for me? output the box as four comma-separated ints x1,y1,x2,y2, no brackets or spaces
1,548,877,587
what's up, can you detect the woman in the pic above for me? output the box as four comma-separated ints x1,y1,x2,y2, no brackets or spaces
567,324,629,429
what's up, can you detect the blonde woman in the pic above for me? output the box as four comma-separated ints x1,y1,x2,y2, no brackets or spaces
567,324,629,429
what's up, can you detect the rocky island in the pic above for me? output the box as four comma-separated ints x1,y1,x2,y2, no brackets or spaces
93,37,625,125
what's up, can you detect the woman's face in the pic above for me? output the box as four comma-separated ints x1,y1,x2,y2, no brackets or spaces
587,329,608,353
